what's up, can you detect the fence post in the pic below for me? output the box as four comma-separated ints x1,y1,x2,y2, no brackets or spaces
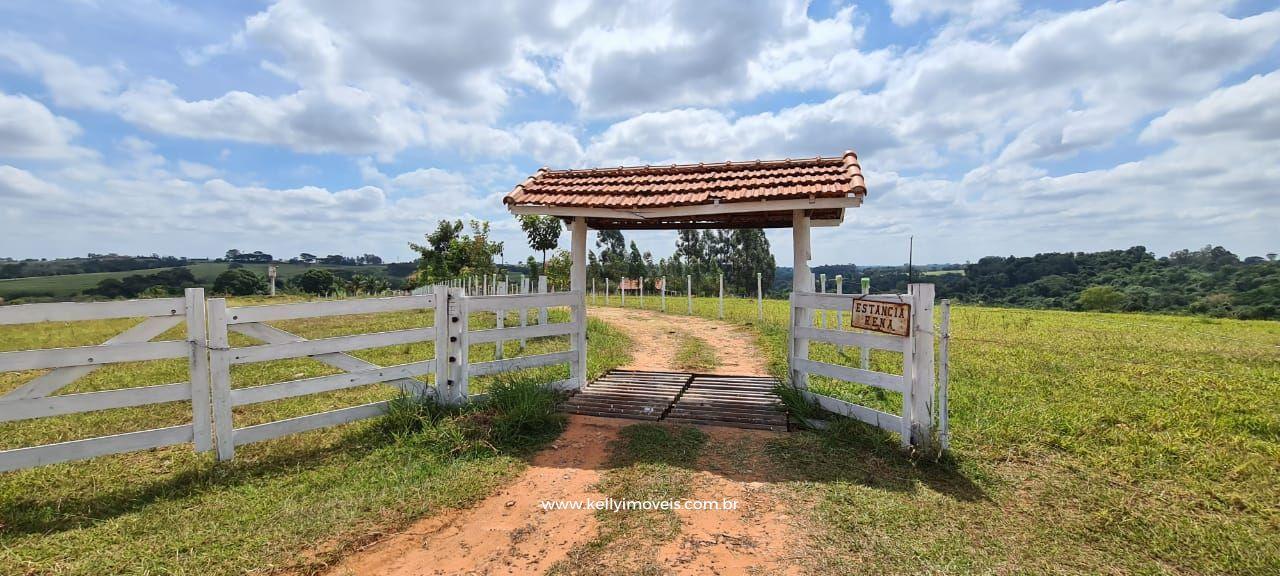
757,272,762,322
718,273,724,319
206,297,234,461
819,274,827,328
908,283,936,450
687,274,692,314
640,276,645,309
860,278,871,370
939,299,951,450
433,285,451,402
592,278,596,305
519,277,529,347
605,278,610,306
185,288,212,453
621,278,626,307
495,282,506,359
538,275,548,325
661,276,667,312
835,275,844,329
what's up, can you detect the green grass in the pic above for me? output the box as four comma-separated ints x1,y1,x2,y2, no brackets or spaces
671,333,719,372
592,295,1280,574
0,296,632,575
550,424,708,575
0,262,388,299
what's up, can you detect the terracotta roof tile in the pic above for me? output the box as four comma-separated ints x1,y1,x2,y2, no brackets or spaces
504,151,865,209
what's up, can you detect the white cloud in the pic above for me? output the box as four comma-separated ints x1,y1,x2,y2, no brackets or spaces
178,160,220,180
1142,71,1280,143
0,165,65,199
0,92,90,159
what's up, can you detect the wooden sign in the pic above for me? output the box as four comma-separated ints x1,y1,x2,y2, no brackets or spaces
851,299,911,336
653,278,666,291
619,278,639,290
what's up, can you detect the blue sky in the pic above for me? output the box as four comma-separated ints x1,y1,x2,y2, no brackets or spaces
1,0,1277,266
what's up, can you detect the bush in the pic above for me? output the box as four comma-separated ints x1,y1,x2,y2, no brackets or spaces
212,268,266,296
485,376,566,446
295,268,337,295
1077,285,1125,311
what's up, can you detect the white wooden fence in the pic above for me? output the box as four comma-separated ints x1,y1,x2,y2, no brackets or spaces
0,286,586,471
0,289,212,472
790,282,948,449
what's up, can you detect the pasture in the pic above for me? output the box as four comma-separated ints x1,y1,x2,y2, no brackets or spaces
0,296,630,575
592,294,1280,574
0,263,389,299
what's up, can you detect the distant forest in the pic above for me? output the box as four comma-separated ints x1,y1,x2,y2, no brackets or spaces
786,246,1277,320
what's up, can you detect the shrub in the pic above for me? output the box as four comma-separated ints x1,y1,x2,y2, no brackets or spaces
485,375,566,447
295,268,337,295
212,268,266,296
1077,285,1125,311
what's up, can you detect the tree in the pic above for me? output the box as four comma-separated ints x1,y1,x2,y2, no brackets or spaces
596,229,626,279
626,241,645,278
212,268,266,296
296,268,338,295
1078,285,1125,311
545,249,573,288
299,253,317,264
519,215,562,271
728,229,774,295
225,249,241,261
408,219,503,285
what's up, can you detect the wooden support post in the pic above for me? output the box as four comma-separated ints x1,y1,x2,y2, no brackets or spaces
791,210,811,389
185,288,212,453
570,217,588,389
621,278,626,307
908,283,936,449
718,273,724,319
455,292,471,403
819,273,827,328
640,276,645,309
207,298,234,461
687,274,692,314
592,278,596,305
605,278,611,306
661,276,666,312
538,275,548,325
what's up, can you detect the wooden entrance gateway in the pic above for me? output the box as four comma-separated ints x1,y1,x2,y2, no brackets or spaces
505,151,947,447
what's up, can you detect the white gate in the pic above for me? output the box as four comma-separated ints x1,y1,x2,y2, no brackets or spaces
790,282,949,449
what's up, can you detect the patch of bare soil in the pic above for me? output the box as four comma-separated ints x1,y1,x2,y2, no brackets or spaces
588,307,769,375
321,416,626,576
321,308,798,575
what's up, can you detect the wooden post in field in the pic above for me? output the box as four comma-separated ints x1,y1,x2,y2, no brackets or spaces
908,283,936,449
717,273,724,319
267,265,277,297
606,278,611,306
538,275,548,325
640,276,645,309
592,278,596,305
185,288,212,453
757,272,763,322
860,277,871,370
687,274,692,314
661,276,667,312
519,276,529,347
621,278,626,307
434,285,454,402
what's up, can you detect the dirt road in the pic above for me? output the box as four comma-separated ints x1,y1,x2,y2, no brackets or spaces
321,307,798,576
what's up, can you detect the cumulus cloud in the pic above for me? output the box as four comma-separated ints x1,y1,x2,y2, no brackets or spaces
1142,71,1280,143
0,92,90,159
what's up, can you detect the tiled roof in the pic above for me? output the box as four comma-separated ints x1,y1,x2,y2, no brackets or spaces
504,151,865,209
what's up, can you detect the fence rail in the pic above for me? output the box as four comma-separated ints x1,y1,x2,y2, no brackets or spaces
0,285,587,472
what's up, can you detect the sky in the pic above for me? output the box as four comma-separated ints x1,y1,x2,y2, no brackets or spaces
0,0,1277,267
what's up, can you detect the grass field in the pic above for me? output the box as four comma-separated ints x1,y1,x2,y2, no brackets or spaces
591,294,1280,574
0,263,389,299
0,296,630,575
